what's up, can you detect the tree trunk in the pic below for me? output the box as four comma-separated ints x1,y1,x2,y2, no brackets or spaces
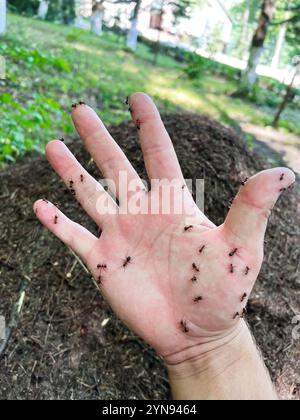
272,68,298,127
240,0,250,59
37,0,49,20
0,0,6,35
126,0,142,51
241,0,277,92
271,0,291,69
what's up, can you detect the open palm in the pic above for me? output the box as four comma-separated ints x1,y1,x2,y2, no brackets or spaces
34,93,295,364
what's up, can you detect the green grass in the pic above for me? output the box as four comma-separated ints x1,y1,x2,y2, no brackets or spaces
0,13,299,163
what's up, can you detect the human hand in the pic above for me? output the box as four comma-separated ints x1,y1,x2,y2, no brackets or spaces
34,93,295,366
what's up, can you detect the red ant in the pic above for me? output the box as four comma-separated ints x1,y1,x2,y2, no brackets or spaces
136,119,141,130
54,215,58,224
241,293,247,302
230,264,234,274
240,308,247,318
233,312,240,320
192,263,200,272
191,276,197,283
42,199,48,204
80,174,84,183
229,248,238,257
193,296,203,303
184,225,193,232
97,264,107,270
280,173,284,181
180,320,189,333
241,177,249,186
279,188,287,193
199,245,205,254
245,266,250,275
97,275,102,285
123,256,132,268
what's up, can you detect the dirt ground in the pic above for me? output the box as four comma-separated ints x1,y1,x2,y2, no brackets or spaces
0,114,299,400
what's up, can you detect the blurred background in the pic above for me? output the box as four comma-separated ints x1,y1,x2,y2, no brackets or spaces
0,0,299,173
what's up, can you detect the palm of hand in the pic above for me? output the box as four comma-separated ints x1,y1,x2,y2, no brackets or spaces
35,93,295,363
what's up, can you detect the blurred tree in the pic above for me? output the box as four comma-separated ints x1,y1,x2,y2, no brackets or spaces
47,0,75,24
150,0,195,64
126,0,142,51
8,0,39,15
91,0,105,36
230,0,262,59
37,0,49,19
271,0,292,68
240,0,278,93
281,1,300,47
272,58,300,126
110,0,142,51
0,0,6,35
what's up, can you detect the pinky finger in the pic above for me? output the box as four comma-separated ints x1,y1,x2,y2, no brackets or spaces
34,199,97,261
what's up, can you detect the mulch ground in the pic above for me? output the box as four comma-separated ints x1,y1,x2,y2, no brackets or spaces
0,114,299,400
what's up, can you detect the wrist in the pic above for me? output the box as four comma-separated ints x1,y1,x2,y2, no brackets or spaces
164,320,246,373
165,322,276,400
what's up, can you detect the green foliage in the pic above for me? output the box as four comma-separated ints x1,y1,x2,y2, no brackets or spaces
183,54,240,81
9,0,76,23
1,13,300,164
8,0,39,16
46,0,76,24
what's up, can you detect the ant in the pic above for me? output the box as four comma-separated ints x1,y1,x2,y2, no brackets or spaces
128,107,133,113
192,263,200,272
241,177,249,186
180,320,189,333
97,264,107,270
122,256,132,268
125,96,129,105
241,308,247,318
230,264,234,274
80,174,84,183
70,188,76,196
245,266,250,275
229,248,238,257
193,296,203,303
182,185,186,190
199,245,205,254
59,137,65,142
79,101,86,105
42,199,48,204
97,275,102,285
233,312,240,320
184,225,193,232
191,275,197,283
280,173,285,181
54,215,58,224
280,188,287,193
136,119,141,130
241,293,247,302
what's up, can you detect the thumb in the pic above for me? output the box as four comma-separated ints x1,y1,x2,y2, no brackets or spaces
223,167,295,249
